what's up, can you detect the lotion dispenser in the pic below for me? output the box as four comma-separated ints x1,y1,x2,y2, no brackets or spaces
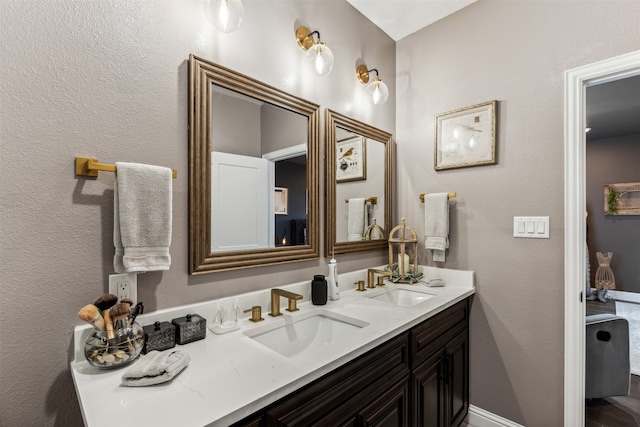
328,250,340,301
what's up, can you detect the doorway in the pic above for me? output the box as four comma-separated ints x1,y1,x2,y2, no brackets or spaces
564,50,640,426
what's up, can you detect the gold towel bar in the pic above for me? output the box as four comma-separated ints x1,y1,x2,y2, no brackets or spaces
419,193,456,202
75,157,177,179
345,197,377,205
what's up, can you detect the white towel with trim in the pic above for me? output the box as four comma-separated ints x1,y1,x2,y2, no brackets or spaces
114,162,172,273
424,193,449,259
347,198,367,241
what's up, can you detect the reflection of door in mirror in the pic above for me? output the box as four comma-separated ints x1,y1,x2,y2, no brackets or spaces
210,85,308,251
189,55,320,274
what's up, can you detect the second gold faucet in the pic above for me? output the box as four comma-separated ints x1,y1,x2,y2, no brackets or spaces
270,288,303,317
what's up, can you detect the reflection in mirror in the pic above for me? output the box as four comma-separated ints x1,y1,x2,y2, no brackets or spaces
189,54,320,274
325,109,393,257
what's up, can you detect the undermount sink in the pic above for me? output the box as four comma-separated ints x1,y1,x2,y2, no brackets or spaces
370,287,436,306
244,309,369,357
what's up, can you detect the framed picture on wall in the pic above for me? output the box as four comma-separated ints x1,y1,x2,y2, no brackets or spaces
604,182,640,215
336,135,366,182
274,187,288,215
434,100,497,170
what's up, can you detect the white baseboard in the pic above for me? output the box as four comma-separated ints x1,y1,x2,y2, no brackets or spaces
466,405,525,427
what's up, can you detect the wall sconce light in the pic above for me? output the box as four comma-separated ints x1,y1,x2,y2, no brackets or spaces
356,64,389,105
204,0,244,33
295,26,334,77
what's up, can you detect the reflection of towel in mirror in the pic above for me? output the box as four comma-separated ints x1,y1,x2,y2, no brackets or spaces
114,162,172,273
424,193,449,259
348,198,367,241
121,350,190,387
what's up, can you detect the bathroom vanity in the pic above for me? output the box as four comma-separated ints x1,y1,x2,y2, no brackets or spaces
70,266,474,426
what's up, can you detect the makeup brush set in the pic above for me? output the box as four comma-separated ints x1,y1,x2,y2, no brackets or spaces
78,294,145,369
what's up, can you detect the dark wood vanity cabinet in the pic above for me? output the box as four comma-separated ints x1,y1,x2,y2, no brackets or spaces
265,333,410,426
411,299,470,427
232,298,470,427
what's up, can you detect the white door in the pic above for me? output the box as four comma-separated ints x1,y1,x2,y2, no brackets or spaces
211,151,274,252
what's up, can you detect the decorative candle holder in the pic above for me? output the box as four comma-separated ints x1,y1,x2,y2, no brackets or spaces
364,218,385,240
387,218,422,283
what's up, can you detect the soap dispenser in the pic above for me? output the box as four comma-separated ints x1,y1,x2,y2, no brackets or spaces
311,275,328,305
327,251,339,301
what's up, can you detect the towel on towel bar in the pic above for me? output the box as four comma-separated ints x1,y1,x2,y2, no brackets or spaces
347,198,367,241
114,162,172,273
424,193,449,260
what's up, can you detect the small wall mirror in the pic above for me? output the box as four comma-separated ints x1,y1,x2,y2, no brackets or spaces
189,55,320,274
325,109,393,256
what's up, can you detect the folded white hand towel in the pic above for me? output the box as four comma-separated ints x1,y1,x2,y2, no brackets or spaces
424,193,449,259
347,198,367,241
121,350,190,387
114,162,172,273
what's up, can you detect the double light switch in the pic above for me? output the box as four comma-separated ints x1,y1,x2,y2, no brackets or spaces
513,216,549,239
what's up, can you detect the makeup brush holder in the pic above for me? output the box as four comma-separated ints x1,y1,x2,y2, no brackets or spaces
84,322,144,369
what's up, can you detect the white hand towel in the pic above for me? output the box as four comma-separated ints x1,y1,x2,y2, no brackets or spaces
121,350,189,387
347,198,366,241
424,193,449,260
114,162,172,273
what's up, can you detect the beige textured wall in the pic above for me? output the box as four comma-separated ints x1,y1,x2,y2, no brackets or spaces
0,1,394,425
396,1,640,425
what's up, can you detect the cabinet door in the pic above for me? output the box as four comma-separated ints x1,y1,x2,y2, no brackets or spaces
412,351,445,427
444,331,469,427
358,378,409,427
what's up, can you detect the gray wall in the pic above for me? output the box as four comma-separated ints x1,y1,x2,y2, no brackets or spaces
586,134,640,293
396,1,640,425
0,1,394,425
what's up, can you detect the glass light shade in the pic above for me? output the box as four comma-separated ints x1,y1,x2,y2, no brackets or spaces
305,42,334,77
204,0,244,33
365,77,389,105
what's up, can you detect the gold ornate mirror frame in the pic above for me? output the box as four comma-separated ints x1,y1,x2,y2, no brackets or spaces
189,54,320,274
325,109,394,257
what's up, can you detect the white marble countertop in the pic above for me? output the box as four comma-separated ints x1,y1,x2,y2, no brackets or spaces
71,266,474,427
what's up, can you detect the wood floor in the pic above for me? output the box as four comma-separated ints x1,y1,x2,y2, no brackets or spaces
586,374,640,426
586,299,640,427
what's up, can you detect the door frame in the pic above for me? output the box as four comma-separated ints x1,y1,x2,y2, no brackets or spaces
563,50,640,426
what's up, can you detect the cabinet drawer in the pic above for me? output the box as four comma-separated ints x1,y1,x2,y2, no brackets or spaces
265,333,409,426
411,299,469,367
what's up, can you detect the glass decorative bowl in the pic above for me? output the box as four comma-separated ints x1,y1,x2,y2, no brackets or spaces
84,322,145,369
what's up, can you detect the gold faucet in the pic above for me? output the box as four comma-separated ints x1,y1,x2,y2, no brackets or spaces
270,289,303,317
367,269,393,288
243,306,264,323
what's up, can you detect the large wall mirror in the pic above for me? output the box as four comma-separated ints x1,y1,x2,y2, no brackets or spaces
189,54,320,274
325,109,394,256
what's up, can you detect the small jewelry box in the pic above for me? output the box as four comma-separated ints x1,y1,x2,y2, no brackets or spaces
171,313,207,345
142,321,176,354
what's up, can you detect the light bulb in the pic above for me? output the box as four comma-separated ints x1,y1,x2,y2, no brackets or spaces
305,42,334,76
365,77,389,105
203,0,244,33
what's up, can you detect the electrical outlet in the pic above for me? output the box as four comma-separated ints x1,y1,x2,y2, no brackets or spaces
109,273,137,303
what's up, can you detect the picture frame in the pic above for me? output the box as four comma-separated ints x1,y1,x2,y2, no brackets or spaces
336,135,366,182
274,187,288,215
604,182,640,215
434,100,497,170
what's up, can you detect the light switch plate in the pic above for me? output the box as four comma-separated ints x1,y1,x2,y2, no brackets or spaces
513,216,549,239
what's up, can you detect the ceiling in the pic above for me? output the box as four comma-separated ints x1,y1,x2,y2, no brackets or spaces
346,1,640,142
346,0,477,41
586,75,640,141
